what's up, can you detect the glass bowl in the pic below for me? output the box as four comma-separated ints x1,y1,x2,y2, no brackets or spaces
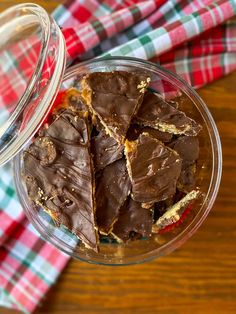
13,57,222,265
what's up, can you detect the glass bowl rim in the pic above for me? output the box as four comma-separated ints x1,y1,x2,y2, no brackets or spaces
13,56,222,266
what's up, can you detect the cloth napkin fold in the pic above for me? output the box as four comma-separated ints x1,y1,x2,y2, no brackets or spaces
1,0,236,313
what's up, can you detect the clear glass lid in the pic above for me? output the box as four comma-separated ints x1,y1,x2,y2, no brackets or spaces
0,3,66,166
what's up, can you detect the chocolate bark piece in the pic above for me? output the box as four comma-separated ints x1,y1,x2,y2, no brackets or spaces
177,163,197,193
81,71,150,143
96,159,131,234
91,130,124,171
126,124,172,142
152,190,200,232
125,133,182,203
168,136,199,192
168,136,199,166
136,91,201,136
23,110,98,252
112,197,153,243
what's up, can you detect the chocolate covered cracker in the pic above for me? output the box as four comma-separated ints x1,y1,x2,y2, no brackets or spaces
112,198,153,242
178,163,197,192
125,133,182,203
168,136,199,166
169,136,199,192
96,159,131,234
91,130,124,171
81,71,150,143
24,110,98,251
152,190,200,232
136,91,201,136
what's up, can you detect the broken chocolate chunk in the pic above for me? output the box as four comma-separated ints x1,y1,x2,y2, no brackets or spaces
23,110,98,251
96,159,131,234
125,133,182,203
126,124,172,142
168,136,199,166
112,197,153,242
177,163,197,192
91,130,124,171
152,190,200,232
81,71,150,143
168,136,199,192
136,91,201,136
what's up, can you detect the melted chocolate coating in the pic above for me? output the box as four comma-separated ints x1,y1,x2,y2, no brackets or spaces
125,133,182,203
91,130,124,171
168,136,199,192
177,163,196,192
96,159,131,234
136,91,201,136
112,197,153,242
168,136,199,166
28,137,57,166
126,124,172,142
82,71,149,143
23,110,98,251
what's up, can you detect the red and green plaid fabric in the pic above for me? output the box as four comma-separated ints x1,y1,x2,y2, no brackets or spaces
1,0,236,313
54,0,236,87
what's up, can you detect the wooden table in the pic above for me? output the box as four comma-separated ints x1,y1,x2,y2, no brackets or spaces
1,1,236,313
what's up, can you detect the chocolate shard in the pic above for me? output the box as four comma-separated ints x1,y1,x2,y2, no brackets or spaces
91,130,124,172
96,159,131,234
126,124,172,142
168,136,199,192
136,91,202,136
23,110,98,252
152,190,200,232
112,197,153,243
168,136,199,166
81,71,150,143
177,163,197,193
125,133,182,203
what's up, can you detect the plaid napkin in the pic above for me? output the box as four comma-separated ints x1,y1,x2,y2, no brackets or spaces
1,0,236,313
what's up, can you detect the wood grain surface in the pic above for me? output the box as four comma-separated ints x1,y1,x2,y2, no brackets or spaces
1,1,236,314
